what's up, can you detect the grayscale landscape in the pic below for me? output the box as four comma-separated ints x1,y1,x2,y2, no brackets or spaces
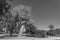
0,0,60,40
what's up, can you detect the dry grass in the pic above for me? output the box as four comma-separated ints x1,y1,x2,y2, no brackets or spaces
0,36,60,40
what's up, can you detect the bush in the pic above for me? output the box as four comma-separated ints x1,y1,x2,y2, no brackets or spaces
28,30,48,38
47,30,56,36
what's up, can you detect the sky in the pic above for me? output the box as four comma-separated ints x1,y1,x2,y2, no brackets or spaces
11,0,60,30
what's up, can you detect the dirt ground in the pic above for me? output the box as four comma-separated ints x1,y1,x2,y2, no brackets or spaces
0,36,60,40
0,34,60,40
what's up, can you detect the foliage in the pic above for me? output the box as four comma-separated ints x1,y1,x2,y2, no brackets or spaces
0,0,13,34
25,22,37,34
11,5,32,34
0,0,12,16
0,0,38,37
48,24,54,30
15,13,20,22
11,4,31,19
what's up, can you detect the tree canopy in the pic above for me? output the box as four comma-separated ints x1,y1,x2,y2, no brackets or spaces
0,0,12,16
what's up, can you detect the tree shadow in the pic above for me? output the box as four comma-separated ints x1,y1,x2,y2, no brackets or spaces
0,34,18,39
22,34,48,38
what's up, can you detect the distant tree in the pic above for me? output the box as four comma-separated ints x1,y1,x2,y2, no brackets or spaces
47,24,56,36
48,24,54,30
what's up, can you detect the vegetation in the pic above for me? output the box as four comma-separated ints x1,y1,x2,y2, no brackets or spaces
0,0,60,38
0,0,37,37
48,24,55,30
